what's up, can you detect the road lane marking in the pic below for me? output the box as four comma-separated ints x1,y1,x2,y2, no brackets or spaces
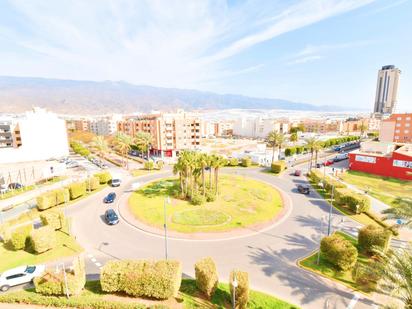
95,262,102,267
346,294,359,309
91,258,97,263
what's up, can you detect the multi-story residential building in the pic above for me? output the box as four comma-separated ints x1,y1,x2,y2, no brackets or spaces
0,107,69,164
373,65,401,115
379,113,412,143
233,117,288,138
0,121,15,148
298,119,342,134
118,110,201,157
74,119,91,132
89,115,122,136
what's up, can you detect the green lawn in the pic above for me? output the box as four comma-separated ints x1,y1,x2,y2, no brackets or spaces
299,232,371,293
0,279,299,309
0,230,83,272
131,169,162,177
0,176,66,200
128,175,283,233
339,170,412,207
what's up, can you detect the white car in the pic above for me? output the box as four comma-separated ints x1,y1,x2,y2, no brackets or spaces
0,265,45,291
110,179,121,187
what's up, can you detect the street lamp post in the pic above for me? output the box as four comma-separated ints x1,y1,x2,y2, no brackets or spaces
316,215,325,265
327,185,335,236
232,272,238,309
56,262,70,299
163,196,170,260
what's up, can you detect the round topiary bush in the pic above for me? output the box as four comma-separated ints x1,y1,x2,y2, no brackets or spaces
190,193,206,205
358,224,391,255
320,233,358,271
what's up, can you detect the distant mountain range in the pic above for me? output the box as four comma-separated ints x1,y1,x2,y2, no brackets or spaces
0,76,356,115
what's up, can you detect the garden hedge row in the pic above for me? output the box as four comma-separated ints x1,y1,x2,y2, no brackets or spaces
227,157,239,166
86,176,100,191
30,226,57,253
68,182,87,200
320,233,358,271
37,188,70,210
358,224,391,255
40,210,65,230
95,172,112,184
101,260,182,300
229,270,249,309
271,160,286,173
194,257,219,299
34,256,86,296
335,188,370,213
70,141,90,157
241,157,252,167
7,224,33,250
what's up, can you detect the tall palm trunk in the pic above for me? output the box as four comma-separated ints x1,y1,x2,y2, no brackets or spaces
271,146,276,164
209,168,212,189
179,173,184,197
214,168,219,195
202,167,205,196
278,145,282,160
309,150,314,170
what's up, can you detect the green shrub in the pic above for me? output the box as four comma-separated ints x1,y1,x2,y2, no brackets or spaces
271,160,286,173
308,169,323,183
144,161,155,170
205,190,216,202
320,233,358,271
30,226,57,253
229,270,249,309
94,172,112,184
86,177,100,191
352,261,380,291
40,210,64,230
285,147,296,157
34,256,86,296
228,158,239,166
54,188,70,205
241,157,252,167
101,260,182,299
36,192,57,210
190,193,206,205
195,257,219,299
335,188,370,213
358,225,391,255
156,161,164,170
68,182,87,200
7,224,33,250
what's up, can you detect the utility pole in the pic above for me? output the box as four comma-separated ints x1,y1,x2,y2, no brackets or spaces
317,216,325,265
327,185,335,236
163,197,170,260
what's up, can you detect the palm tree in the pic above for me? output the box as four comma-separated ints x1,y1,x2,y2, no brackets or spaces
370,246,412,308
290,132,298,144
359,122,367,138
211,154,226,196
134,132,152,160
313,141,323,167
198,153,209,196
113,132,133,169
382,198,412,229
267,131,285,163
91,136,109,157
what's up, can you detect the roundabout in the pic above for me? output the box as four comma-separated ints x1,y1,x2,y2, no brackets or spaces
127,175,284,235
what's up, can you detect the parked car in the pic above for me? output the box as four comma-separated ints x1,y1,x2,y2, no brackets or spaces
8,183,23,190
0,265,45,292
293,170,302,176
323,159,334,166
110,179,121,187
104,192,116,203
104,209,119,225
66,161,79,168
297,184,310,194
0,185,9,194
333,153,348,162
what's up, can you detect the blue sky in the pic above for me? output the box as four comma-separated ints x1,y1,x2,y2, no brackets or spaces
0,0,411,111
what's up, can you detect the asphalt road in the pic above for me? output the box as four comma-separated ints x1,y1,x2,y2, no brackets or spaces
67,167,378,309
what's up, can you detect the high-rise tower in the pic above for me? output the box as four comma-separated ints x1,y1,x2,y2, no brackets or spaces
373,65,401,115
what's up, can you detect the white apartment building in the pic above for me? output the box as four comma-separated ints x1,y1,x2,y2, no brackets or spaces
89,114,122,136
0,107,69,164
233,117,288,138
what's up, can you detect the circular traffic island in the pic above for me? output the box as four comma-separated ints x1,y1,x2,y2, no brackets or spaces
128,174,284,234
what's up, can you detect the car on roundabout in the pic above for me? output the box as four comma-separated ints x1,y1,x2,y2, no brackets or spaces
0,265,45,292
297,184,310,194
293,169,302,176
110,179,121,187
104,209,119,225
104,192,116,203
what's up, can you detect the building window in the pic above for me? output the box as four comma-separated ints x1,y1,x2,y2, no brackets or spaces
406,123,410,127
396,123,401,127
397,117,402,120
395,129,400,133
406,117,411,121
395,136,399,139
355,155,376,163
405,130,410,134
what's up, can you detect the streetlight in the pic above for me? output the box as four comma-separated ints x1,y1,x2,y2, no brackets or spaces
163,196,171,260
327,185,335,236
232,272,238,309
56,262,70,299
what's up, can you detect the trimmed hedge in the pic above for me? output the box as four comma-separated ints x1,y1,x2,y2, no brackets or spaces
40,210,64,230
195,257,219,299
86,177,100,191
229,270,249,309
37,192,58,210
68,182,87,200
34,256,86,296
358,225,391,255
8,224,33,250
95,172,112,184
334,188,370,213
144,161,155,170
241,157,252,167
320,233,358,271
227,158,239,166
30,226,57,253
101,260,182,299
54,188,70,205
271,160,286,173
